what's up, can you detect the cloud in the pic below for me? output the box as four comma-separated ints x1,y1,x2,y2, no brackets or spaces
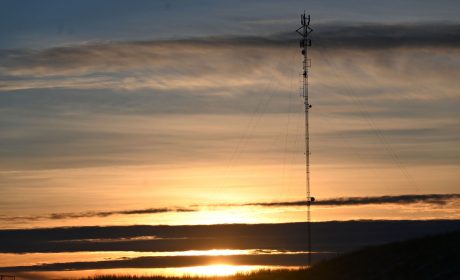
237,194,460,207
305,23,460,49
0,23,459,91
2,0,460,51
0,220,459,254
0,40,279,93
0,254,314,272
168,23,460,49
1,194,457,224
0,207,195,222
49,207,195,219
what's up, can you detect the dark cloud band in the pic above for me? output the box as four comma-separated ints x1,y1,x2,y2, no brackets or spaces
1,194,457,223
1,23,459,79
239,194,460,207
292,23,460,49
177,23,460,49
0,207,195,222
0,220,459,254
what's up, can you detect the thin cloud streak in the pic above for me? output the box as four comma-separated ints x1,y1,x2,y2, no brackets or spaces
0,207,195,222
236,194,460,207
1,194,457,223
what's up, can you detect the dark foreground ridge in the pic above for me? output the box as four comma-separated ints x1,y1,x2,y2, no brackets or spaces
305,228,460,280
75,229,460,280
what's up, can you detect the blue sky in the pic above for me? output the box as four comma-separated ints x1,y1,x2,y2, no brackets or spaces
2,0,460,49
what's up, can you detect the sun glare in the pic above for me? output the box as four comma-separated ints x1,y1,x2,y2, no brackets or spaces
176,264,260,276
187,208,257,224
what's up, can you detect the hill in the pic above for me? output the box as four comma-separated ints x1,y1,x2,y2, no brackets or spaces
305,228,460,280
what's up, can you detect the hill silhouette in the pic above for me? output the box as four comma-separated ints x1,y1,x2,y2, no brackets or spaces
305,228,460,280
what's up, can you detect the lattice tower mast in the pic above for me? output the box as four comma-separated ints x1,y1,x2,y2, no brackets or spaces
296,11,314,267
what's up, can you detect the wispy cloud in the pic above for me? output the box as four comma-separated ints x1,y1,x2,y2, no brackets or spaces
1,23,459,91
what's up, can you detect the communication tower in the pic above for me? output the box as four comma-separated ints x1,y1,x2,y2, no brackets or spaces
296,11,314,267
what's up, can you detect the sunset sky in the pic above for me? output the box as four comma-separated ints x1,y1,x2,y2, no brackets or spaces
1,0,460,230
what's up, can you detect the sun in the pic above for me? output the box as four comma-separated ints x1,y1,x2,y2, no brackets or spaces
178,264,259,276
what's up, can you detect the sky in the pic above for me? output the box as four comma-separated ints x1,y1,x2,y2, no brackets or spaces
1,0,460,229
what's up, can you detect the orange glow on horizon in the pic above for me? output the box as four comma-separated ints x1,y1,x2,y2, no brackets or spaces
15,266,299,279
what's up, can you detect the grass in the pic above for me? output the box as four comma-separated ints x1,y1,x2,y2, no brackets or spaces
77,269,309,280
76,230,460,280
